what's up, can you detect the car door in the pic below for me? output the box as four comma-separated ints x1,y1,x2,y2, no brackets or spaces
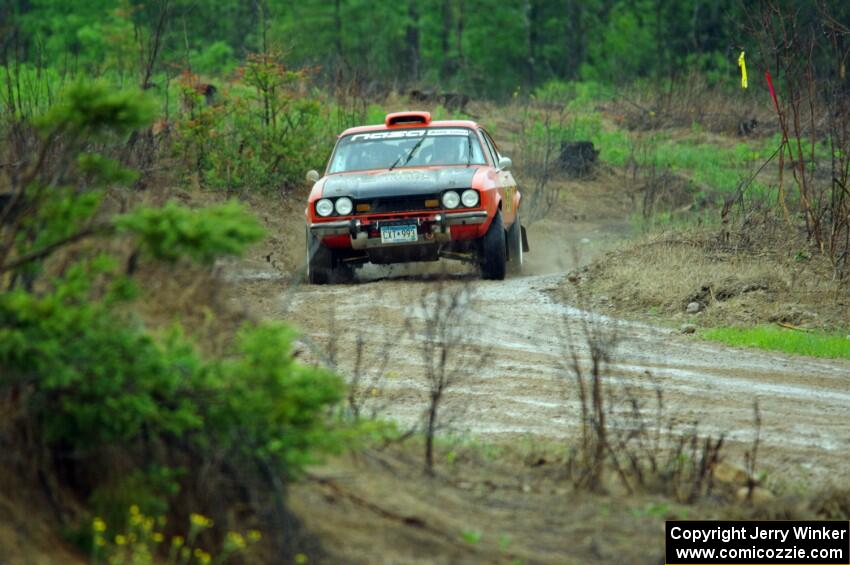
480,128,518,226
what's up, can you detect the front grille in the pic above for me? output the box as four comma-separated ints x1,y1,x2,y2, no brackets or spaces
355,194,440,214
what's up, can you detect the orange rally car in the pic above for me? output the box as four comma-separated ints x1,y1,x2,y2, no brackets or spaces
304,111,528,283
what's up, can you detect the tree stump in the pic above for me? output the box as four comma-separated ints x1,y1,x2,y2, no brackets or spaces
557,141,598,177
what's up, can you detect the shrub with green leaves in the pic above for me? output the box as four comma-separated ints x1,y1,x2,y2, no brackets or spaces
0,81,347,538
0,261,202,447
116,200,265,264
171,65,334,193
35,80,156,137
203,322,345,475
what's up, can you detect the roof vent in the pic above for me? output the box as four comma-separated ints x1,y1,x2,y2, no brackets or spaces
385,111,431,127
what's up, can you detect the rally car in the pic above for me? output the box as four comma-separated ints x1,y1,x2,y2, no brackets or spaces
304,111,528,283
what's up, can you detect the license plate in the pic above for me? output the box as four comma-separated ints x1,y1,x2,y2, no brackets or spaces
380,224,418,244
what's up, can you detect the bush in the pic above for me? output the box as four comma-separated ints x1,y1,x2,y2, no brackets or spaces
0,82,347,555
194,41,237,76
203,323,345,475
171,58,335,193
116,200,265,264
0,265,203,447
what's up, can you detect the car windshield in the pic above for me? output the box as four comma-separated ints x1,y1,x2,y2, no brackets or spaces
328,127,487,174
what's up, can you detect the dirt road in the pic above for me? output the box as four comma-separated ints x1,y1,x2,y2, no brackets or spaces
234,178,849,483
234,233,850,485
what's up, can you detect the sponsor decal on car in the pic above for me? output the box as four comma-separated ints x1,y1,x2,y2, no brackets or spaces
349,128,471,142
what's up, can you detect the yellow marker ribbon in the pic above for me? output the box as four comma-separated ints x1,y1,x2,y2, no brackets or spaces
738,51,748,89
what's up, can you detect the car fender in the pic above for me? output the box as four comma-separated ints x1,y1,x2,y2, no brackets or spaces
471,167,501,232
306,177,328,221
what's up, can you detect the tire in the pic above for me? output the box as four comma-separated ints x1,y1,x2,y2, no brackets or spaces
506,212,524,275
479,210,507,280
306,228,333,284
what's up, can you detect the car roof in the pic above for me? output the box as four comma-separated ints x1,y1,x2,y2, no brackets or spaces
339,120,480,138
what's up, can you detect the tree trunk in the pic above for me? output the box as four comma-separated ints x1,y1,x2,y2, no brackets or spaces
406,1,420,81
527,0,537,86
334,0,343,62
440,0,452,80
563,0,584,80
456,0,465,73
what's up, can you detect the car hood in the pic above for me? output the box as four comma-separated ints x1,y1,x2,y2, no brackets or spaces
322,167,479,199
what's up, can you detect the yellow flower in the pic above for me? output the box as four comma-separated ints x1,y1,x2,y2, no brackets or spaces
247,530,262,542
152,532,164,543
172,535,184,547
190,513,213,528
143,517,154,531
94,537,105,547
92,517,107,532
226,531,246,549
129,505,140,516
194,548,211,564
115,535,127,546
295,553,308,564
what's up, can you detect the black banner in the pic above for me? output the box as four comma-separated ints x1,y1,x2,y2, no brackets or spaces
666,521,850,564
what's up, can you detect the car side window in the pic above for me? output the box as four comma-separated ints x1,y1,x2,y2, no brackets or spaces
483,130,501,161
478,128,497,165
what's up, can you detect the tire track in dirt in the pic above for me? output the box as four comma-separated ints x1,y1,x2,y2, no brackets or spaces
278,269,850,482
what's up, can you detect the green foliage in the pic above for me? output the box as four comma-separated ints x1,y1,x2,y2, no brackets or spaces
6,0,850,99
77,154,139,185
0,269,344,472
0,77,346,534
583,4,655,82
703,326,850,360
194,41,237,76
203,322,345,475
115,200,266,264
461,530,482,545
0,265,202,446
89,466,183,533
36,81,155,138
0,64,70,120
168,67,333,192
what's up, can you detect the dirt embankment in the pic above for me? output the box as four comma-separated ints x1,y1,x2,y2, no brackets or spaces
556,225,850,332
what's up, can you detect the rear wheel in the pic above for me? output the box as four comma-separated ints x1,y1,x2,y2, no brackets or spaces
479,210,506,280
506,212,524,275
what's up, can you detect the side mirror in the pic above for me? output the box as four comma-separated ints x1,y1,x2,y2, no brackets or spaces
498,156,512,171
306,170,320,183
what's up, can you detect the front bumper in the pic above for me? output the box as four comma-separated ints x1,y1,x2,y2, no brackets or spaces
309,210,488,249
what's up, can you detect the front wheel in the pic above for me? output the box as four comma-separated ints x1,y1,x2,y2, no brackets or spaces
306,229,352,284
306,228,333,284
479,210,506,280
506,212,524,275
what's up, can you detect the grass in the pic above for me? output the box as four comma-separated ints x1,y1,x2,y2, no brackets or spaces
703,326,850,360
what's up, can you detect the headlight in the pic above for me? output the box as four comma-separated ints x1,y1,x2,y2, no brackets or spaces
335,197,353,215
315,198,334,217
461,189,479,207
442,190,460,209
